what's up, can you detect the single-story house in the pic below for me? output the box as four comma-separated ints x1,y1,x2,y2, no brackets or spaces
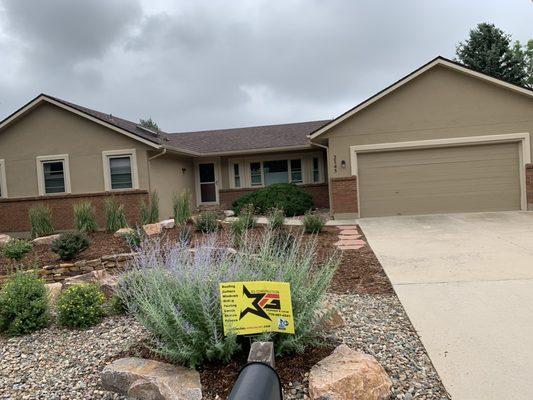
1,56,533,233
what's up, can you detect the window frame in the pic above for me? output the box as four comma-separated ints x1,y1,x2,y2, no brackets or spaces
102,149,139,192
36,154,71,196
0,159,7,199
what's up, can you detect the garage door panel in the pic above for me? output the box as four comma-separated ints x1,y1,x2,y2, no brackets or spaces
358,143,521,217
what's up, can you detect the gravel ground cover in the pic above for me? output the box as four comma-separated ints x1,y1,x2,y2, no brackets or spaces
0,316,146,400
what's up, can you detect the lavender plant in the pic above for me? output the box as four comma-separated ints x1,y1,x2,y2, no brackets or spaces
117,229,339,368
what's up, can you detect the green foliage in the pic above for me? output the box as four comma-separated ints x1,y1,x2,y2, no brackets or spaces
29,204,54,238
73,201,97,233
51,232,90,260
456,23,528,86
267,208,285,230
303,211,325,234
194,211,220,233
57,284,105,329
124,228,143,250
178,224,193,244
140,191,159,225
2,239,32,261
172,190,192,225
230,204,256,247
139,117,160,132
232,183,313,217
104,197,128,233
118,230,340,367
105,294,127,316
0,272,49,336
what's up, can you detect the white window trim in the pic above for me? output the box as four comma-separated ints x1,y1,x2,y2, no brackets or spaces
0,159,7,198
249,161,264,187
310,155,325,184
102,149,139,192
229,161,244,189
36,154,71,196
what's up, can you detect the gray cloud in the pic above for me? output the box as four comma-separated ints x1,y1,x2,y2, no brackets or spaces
0,0,531,131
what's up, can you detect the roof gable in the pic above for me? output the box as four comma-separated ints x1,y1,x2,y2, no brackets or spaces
309,56,533,140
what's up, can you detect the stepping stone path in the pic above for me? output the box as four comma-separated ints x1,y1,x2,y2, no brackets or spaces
334,225,366,251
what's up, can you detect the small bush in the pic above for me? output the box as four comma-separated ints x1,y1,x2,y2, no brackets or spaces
267,208,285,230
0,272,49,336
29,204,54,238
105,294,127,316
124,228,143,250
51,232,90,260
194,211,220,233
178,224,193,244
173,190,192,225
232,183,313,216
73,201,97,233
57,284,105,329
141,191,159,225
104,197,128,233
237,203,256,229
303,211,325,234
230,218,248,247
2,239,32,261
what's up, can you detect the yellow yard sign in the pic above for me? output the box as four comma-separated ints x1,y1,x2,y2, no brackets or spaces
219,281,295,336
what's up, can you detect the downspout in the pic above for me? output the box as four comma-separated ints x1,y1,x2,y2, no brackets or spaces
147,147,167,193
311,142,333,218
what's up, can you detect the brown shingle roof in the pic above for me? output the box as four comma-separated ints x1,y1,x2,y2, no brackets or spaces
165,120,331,154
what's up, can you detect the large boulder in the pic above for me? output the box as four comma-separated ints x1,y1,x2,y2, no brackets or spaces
63,270,118,297
309,344,392,400
32,234,60,245
0,234,11,246
143,223,162,237
101,357,202,400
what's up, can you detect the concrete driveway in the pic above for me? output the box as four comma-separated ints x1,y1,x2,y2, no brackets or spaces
358,212,533,400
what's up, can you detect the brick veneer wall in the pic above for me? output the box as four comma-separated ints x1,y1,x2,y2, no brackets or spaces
0,190,148,233
526,164,533,210
330,176,358,215
218,183,329,210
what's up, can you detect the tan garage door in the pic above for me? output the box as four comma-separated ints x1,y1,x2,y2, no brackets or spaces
358,142,521,217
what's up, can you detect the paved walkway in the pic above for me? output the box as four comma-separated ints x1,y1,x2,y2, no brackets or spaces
359,212,533,400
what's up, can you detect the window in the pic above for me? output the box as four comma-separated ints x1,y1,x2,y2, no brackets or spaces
312,157,320,183
233,164,241,188
103,150,138,191
250,162,262,186
263,160,288,186
36,155,71,195
0,159,6,198
290,159,302,183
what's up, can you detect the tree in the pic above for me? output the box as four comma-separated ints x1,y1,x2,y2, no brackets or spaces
139,117,160,132
524,40,533,89
456,23,527,87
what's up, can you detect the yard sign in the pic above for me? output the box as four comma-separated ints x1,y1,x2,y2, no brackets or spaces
219,281,295,335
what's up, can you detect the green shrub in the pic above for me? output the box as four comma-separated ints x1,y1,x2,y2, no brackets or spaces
105,294,127,316
237,203,256,229
232,183,313,216
57,284,105,329
178,224,193,244
29,204,54,238
124,228,143,250
73,201,97,233
173,190,192,225
140,191,159,225
194,211,220,233
104,197,128,233
118,229,340,368
230,204,256,247
267,208,285,230
0,272,49,336
303,211,325,234
51,232,90,260
2,239,32,261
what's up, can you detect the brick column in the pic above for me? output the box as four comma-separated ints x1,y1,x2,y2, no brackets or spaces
330,176,358,217
526,164,533,210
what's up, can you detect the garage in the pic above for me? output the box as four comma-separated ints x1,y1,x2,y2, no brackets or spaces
357,142,521,217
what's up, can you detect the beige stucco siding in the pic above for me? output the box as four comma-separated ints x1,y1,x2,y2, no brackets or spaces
0,103,151,198
324,65,533,180
147,152,196,219
358,142,521,217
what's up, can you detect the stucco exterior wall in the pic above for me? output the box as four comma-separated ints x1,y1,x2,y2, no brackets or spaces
323,65,533,180
0,103,152,198
147,152,196,219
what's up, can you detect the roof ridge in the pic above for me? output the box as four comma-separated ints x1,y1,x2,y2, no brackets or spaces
170,119,331,135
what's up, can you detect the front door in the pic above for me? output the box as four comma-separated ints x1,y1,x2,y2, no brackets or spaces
198,163,217,203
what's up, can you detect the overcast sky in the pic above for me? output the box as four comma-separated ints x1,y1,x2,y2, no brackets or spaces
0,0,531,132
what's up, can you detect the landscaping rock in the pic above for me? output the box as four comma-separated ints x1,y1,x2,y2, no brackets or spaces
63,270,118,297
114,227,134,237
143,223,162,237
223,210,235,217
0,233,11,245
319,305,345,331
45,282,62,313
101,357,202,400
32,234,60,245
309,344,392,400
160,219,175,229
